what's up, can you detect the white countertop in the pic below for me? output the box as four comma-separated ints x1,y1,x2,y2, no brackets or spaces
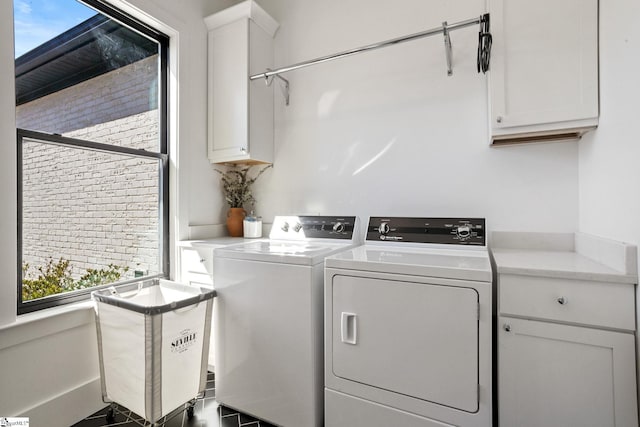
177,237,251,248
491,232,638,284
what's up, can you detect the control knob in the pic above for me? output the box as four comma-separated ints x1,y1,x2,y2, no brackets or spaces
281,221,289,232
456,225,471,239
333,222,345,233
379,222,390,235
293,222,302,232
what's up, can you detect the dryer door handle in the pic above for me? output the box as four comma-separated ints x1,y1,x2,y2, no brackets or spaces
341,312,358,345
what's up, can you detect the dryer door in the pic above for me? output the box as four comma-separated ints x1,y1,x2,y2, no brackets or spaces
331,274,479,412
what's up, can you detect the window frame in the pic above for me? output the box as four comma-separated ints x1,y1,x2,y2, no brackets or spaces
16,0,169,314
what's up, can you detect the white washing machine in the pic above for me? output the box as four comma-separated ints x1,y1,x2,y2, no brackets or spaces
213,215,360,427
324,217,492,427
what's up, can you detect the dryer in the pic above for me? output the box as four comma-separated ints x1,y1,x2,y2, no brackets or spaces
324,217,492,427
213,215,360,427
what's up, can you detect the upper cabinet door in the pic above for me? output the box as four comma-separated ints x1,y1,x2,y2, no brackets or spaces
488,0,599,144
208,18,250,162
205,1,278,164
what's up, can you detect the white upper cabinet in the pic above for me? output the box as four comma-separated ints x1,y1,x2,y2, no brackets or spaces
488,0,599,145
205,1,278,164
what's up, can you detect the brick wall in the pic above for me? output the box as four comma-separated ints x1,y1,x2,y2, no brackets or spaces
17,55,161,280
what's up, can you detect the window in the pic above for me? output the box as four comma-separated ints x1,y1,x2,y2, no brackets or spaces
15,0,169,313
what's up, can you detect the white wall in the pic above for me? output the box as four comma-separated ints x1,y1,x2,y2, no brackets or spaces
579,0,640,254
578,0,640,403
0,306,103,427
248,0,579,234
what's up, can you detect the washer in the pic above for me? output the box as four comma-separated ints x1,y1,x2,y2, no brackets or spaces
213,215,360,427
324,217,492,427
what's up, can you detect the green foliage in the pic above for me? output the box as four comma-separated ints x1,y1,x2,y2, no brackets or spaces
75,264,130,290
22,258,129,301
22,258,74,301
215,164,272,208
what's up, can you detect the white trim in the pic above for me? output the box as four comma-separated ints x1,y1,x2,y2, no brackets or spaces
0,302,94,351
204,0,279,36
0,0,17,328
17,377,103,427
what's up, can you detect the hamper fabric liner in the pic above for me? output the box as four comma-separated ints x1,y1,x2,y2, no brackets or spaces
93,279,215,423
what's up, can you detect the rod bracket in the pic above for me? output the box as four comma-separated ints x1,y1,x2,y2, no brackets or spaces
277,74,290,106
264,69,290,106
443,21,453,76
265,74,274,86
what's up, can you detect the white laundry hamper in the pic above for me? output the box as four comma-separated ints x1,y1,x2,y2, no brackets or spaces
93,278,215,423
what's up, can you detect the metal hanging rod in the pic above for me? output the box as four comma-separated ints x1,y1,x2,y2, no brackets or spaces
250,14,490,82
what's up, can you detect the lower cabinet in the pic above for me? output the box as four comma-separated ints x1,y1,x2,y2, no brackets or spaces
179,246,214,287
178,245,216,370
493,235,639,427
177,238,245,373
499,317,638,427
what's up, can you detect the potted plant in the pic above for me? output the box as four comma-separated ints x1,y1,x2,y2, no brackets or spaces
215,164,272,236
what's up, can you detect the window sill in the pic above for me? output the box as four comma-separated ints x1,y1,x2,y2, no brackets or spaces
0,300,95,351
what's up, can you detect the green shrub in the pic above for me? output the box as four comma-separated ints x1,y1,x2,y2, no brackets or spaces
75,264,130,290
22,258,129,301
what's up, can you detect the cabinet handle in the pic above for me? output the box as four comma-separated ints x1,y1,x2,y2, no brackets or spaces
503,323,511,332
557,296,568,305
496,115,503,123
199,258,205,263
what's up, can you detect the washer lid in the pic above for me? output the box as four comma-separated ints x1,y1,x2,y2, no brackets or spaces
214,239,358,265
325,245,492,282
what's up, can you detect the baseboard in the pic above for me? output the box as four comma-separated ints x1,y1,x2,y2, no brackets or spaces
18,377,104,427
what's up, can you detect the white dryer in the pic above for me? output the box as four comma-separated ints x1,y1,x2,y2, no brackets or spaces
213,215,360,427
324,217,492,427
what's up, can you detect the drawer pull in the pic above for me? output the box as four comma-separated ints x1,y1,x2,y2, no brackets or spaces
557,296,568,305
199,258,205,263
503,323,511,332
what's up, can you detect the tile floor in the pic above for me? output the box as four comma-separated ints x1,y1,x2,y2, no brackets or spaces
71,373,276,427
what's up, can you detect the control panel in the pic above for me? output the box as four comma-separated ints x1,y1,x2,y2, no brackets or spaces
270,216,357,240
366,217,486,246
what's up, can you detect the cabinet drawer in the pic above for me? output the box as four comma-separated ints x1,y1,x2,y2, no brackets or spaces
180,247,214,277
182,271,214,288
499,274,635,331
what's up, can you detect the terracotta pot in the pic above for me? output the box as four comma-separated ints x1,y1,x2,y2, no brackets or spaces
226,208,246,237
